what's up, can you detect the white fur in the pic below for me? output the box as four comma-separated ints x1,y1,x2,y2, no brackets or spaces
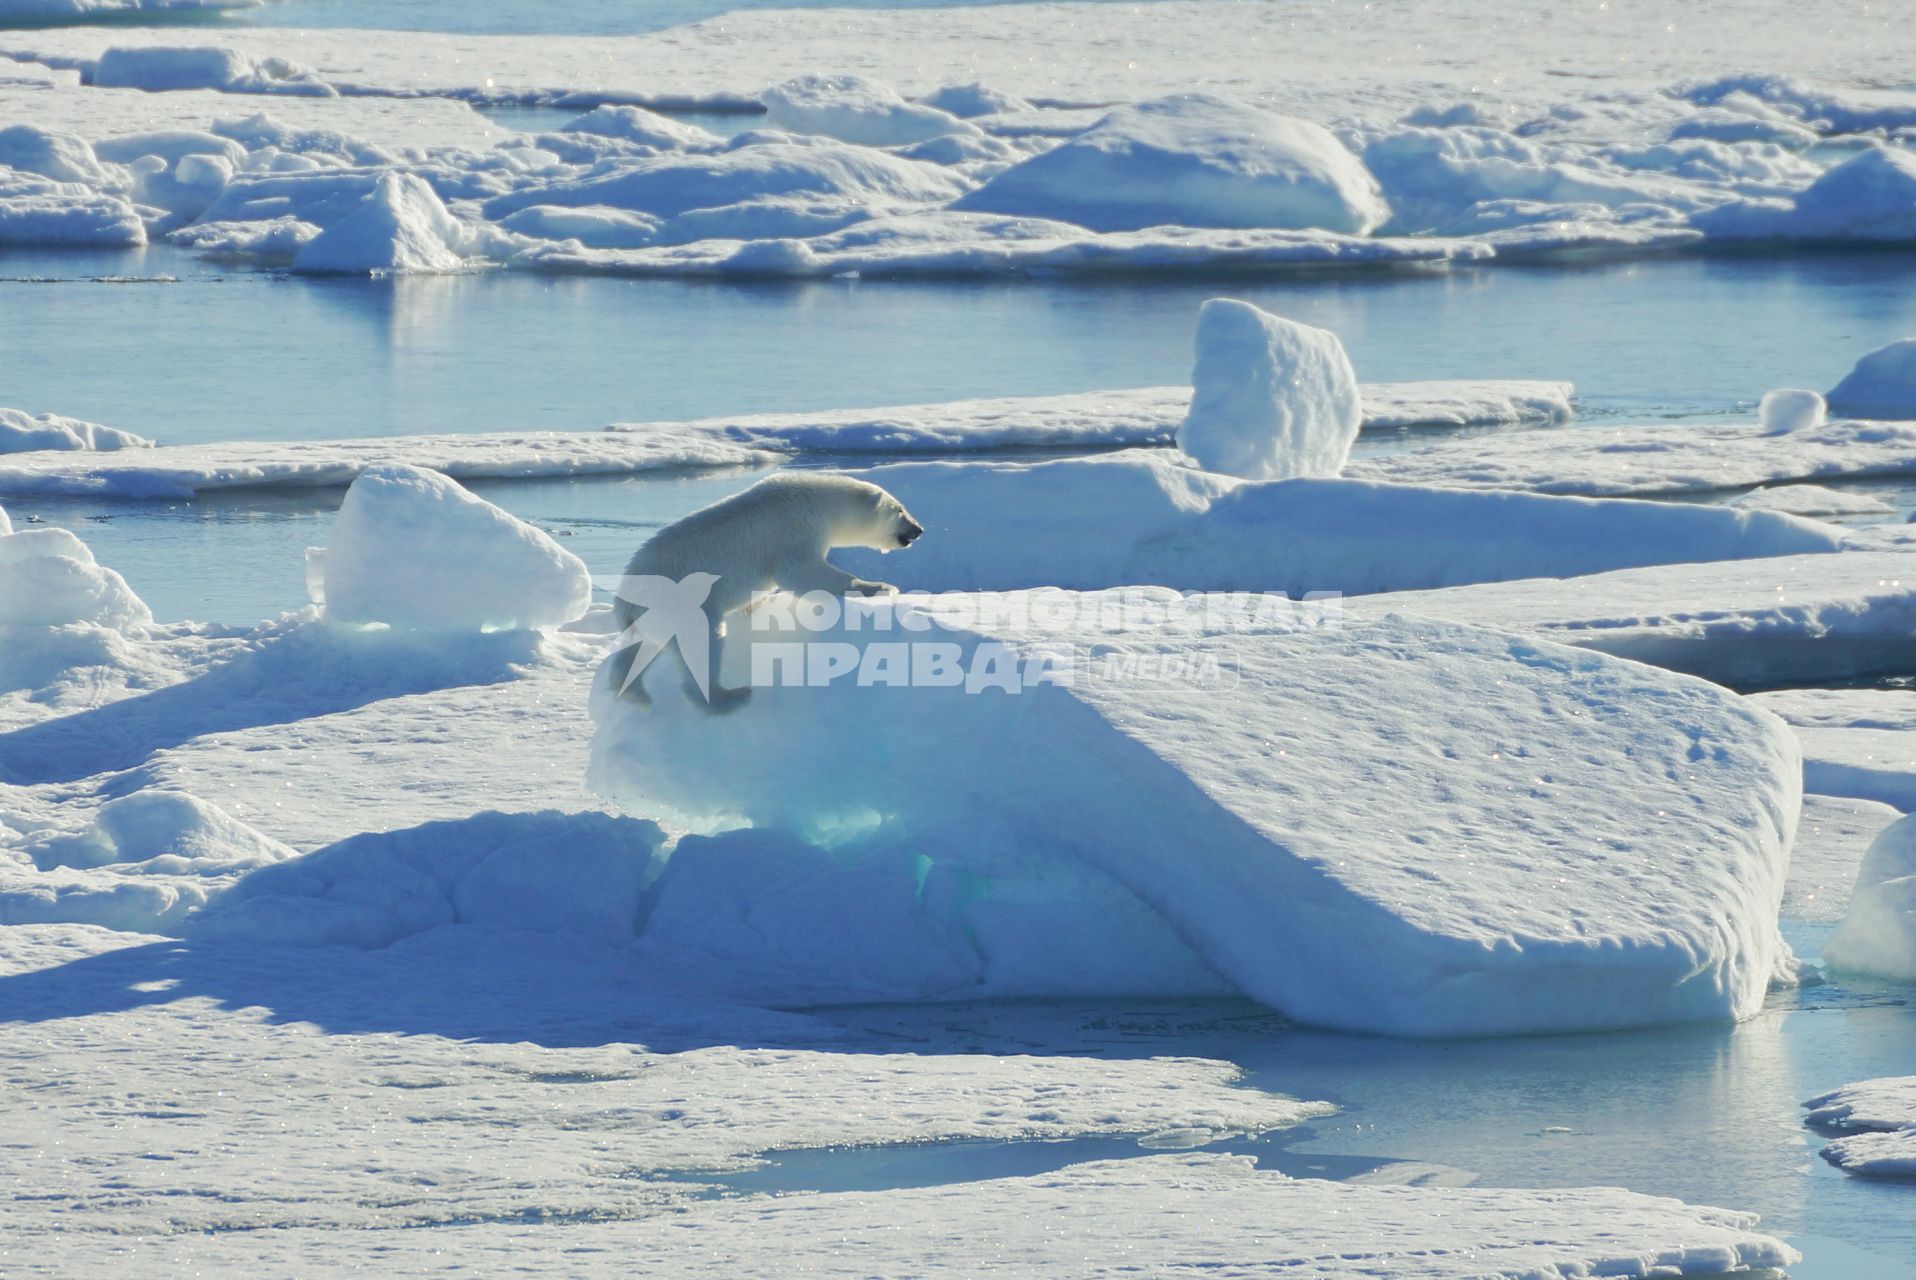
613,472,922,709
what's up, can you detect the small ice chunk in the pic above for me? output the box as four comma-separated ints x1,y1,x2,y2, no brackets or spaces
761,74,981,147
1177,299,1361,480
1758,387,1826,435
0,524,150,631
1828,338,1916,420
292,172,473,275
1,406,151,453
1826,811,1916,982
957,94,1389,234
320,463,590,632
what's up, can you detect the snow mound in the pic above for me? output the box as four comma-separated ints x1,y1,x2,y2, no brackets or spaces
92,45,330,97
0,124,113,185
24,790,290,872
916,82,1033,119
840,452,1843,595
318,464,590,632
0,523,149,631
591,604,1798,1035
292,172,476,275
1826,811,1916,982
1176,299,1360,480
1804,1076,1916,1180
761,74,980,147
1730,483,1890,517
1758,387,1826,435
193,811,664,949
558,104,721,150
955,94,1388,234
1828,338,1916,420
1700,147,1916,243
0,406,150,453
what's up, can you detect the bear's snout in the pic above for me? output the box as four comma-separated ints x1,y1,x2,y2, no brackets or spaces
898,519,924,548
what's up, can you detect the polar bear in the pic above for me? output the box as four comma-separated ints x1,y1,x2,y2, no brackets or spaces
611,472,923,711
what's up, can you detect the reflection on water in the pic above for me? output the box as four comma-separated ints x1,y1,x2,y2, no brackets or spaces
5,245,1916,447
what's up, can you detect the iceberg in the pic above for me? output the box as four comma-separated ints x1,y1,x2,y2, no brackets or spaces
591,602,1799,1036
317,464,590,632
954,95,1388,234
1175,299,1360,481
836,451,1842,595
1805,1077,1916,1180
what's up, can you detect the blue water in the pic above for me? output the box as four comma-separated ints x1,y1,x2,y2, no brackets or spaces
6,246,1916,447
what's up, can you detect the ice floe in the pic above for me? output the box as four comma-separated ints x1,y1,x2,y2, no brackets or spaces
1828,337,1916,421
0,429,769,498
591,604,1798,1035
1782,794,1901,925
316,464,590,631
1748,689,1916,812
1805,1076,1916,1179
0,379,1571,498
1175,299,1360,481
841,451,1842,595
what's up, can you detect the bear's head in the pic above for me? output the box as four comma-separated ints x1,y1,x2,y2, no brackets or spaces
838,480,924,552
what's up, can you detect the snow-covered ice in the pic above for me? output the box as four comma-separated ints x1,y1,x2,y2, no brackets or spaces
1804,1076,1916,1180
1350,416,1916,497
839,451,1843,595
317,464,590,631
1782,794,1901,925
290,170,479,274
0,429,771,498
1827,337,1916,421
1353,550,1916,688
1731,482,1894,517
591,602,1798,1036
1176,299,1361,481
1750,691,1916,813
0,405,149,453
761,73,978,148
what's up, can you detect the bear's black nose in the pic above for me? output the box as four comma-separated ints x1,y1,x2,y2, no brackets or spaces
900,521,923,546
